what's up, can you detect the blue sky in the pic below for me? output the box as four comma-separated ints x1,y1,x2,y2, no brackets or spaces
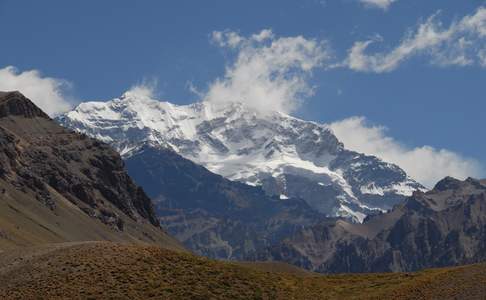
0,0,485,185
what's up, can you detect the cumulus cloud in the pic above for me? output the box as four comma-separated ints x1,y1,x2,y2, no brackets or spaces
0,66,72,116
123,79,159,99
204,29,331,114
359,0,397,10
346,6,486,72
329,117,483,187
202,30,484,187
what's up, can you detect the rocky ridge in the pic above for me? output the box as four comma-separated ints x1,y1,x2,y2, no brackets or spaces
258,177,486,273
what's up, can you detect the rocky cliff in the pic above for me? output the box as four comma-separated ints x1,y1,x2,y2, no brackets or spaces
0,91,182,250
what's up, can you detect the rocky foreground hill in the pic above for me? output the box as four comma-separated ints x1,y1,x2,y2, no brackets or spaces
0,91,182,251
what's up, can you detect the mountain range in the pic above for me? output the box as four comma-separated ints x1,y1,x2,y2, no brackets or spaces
58,90,426,223
3,90,486,280
257,176,486,273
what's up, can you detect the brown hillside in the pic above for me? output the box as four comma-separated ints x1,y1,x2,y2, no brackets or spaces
0,91,183,251
1,242,485,300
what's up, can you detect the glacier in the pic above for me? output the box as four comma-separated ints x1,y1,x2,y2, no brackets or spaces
58,90,426,222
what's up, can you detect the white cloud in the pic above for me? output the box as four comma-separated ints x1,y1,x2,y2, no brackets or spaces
123,82,157,100
329,117,483,187
203,30,484,187
204,29,331,114
0,66,72,116
359,0,397,10
122,77,160,100
346,6,486,72
479,48,486,66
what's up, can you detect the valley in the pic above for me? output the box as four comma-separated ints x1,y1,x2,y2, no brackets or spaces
1,91,485,299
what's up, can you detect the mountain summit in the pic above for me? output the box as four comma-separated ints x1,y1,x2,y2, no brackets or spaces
0,91,50,119
59,90,425,222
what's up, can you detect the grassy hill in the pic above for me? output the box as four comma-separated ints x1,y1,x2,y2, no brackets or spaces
1,242,485,299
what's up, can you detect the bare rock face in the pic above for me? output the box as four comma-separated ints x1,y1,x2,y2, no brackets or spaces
258,177,486,273
0,91,50,119
0,91,159,230
124,143,325,260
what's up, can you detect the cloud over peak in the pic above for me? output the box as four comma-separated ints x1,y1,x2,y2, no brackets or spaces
204,29,483,185
0,66,72,116
204,29,331,114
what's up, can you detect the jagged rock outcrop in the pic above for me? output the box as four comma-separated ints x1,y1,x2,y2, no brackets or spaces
258,177,486,273
0,91,182,250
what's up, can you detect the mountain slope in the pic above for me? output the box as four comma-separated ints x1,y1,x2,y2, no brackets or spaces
258,177,486,273
1,241,485,300
124,143,324,259
58,90,425,222
0,91,183,251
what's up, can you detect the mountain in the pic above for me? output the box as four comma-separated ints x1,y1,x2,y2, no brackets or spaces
0,91,183,251
58,90,425,222
123,143,324,259
257,177,486,273
2,241,486,299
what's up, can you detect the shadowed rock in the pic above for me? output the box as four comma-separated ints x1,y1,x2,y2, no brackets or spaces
0,91,183,250
259,177,486,273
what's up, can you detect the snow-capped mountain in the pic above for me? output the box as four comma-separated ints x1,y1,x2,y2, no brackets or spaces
58,90,425,222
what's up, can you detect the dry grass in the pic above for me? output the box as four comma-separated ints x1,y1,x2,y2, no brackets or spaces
0,242,485,299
